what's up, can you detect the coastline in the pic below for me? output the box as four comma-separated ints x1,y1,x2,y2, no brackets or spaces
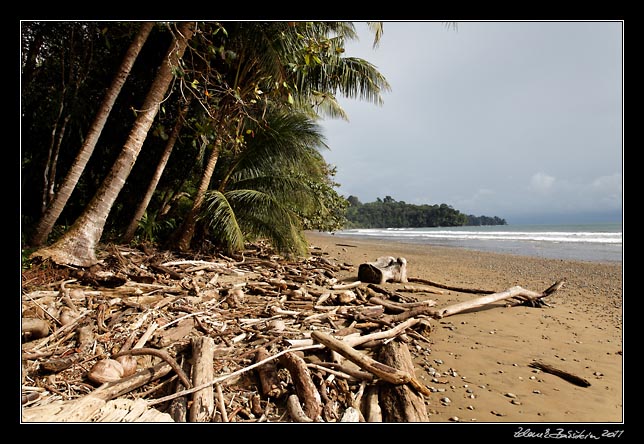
305,231,623,423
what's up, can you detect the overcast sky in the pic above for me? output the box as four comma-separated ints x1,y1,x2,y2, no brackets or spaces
319,21,623,225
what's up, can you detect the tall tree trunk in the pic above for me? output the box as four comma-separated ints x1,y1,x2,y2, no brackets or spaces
175,137,221,252
29,21,155,247
121,95,192,243
32,22,194,267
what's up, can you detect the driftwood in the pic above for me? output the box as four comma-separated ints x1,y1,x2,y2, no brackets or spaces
279,352,322,421
189,336,215,422
529,360,591,387
311,331,431,397
22,241,572,423
358,257,408,284
432,280,565,319
255,347,284,398
378,340,429,422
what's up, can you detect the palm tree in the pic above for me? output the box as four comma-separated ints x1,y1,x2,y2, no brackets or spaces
175,21,390,252
31,22,195,266
200,107,330,256
121,95,193,243
28,22,155,247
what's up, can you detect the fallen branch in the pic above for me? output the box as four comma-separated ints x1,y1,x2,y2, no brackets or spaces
529,360,591,387
408,277,495,294
431,280,565,319
310,331,431,397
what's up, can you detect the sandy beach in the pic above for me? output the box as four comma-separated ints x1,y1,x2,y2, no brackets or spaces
304,231,623,424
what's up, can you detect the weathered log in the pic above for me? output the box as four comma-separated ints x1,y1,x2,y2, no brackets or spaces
286,394,314,422
362,384,382,422
378,340,429,422
358,257,408,284
432,280,565,319
310,331,431,397
189,336,215,422
529,360,591,387
255,347,284,398
279,352,322,421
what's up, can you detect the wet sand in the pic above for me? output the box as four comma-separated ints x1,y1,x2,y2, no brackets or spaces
305,231,623,424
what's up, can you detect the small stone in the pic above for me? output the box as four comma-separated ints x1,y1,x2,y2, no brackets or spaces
467,405,475,410
441,397,451,404
505,393,517,399
449,416,460,422
532,390,541,394
511,400,522,405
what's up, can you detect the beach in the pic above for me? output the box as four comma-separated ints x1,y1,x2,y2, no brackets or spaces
305,231,623,424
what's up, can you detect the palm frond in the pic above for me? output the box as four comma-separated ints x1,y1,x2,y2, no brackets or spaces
199,190,245,252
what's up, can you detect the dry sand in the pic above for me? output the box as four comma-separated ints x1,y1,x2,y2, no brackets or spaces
304,231,623,425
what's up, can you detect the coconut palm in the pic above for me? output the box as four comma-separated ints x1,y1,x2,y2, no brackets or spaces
31,22,195,266
28,22,155,247
198,107,330,256
175,21,390,251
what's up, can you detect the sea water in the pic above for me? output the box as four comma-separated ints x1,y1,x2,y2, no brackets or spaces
332,222,623,263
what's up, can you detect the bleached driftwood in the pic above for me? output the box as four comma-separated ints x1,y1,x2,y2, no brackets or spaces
358,257,408,284
310,331,431,397
377,340,429,422
189,336,215,422
432,280,565,319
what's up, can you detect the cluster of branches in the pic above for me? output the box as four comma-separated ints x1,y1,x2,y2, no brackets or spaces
344,196,507,229
21,21,391,267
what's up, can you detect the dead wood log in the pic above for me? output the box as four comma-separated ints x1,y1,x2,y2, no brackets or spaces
432,280,565,319
310,331,430,397
255,347,284,398
286,394,314,422
362,384,382,422
168,358,190,422
279,352,322,421
529,360,591,387
377,340,429,422
368,296,436,314
189,336,215,422
358,257,408,284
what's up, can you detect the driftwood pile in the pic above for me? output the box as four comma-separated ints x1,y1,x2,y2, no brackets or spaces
21,242,564,423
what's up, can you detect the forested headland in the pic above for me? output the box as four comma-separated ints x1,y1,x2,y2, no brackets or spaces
344,195,507,228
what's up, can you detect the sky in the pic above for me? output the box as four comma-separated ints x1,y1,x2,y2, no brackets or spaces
319,21,623,225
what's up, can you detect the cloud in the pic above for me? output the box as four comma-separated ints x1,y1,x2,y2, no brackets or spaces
530,172,556,193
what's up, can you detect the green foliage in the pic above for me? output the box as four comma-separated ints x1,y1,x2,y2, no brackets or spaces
345,196,506,228
135,210,177,243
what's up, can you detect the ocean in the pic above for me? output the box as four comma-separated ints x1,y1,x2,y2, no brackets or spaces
331,222,623,263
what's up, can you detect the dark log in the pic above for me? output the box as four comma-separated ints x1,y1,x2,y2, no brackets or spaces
255,347,284,398
377,340,429,422
358,257,408,284
529,360,591,387
279,352,322,421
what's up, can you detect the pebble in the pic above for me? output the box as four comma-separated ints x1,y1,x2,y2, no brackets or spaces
505,393,517,398
533,390,541,394
441,397,451,404
449,416,460,422
511,400,522,405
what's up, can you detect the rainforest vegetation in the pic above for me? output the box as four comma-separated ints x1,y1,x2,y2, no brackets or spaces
21,22,504,268
344,195,507,228
21,21,391,266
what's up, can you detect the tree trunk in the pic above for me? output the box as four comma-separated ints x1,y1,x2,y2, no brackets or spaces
175,137,222,252
377,340,429,422
31,22,194,267
121,95,192,243
29,22,155,247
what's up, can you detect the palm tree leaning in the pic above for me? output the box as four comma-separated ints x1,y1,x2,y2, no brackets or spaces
31,22,195,267
175,22,391,253
28,22,156,247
